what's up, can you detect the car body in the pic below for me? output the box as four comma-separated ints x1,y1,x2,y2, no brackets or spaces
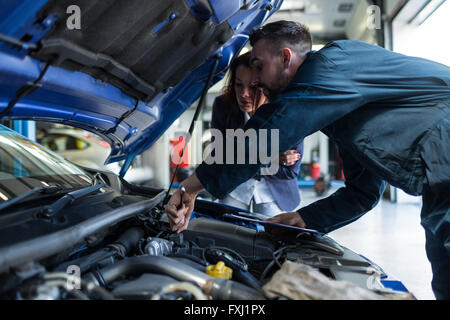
0,0,414,300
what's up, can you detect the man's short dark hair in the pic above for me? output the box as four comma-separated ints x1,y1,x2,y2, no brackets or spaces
250,20,312,57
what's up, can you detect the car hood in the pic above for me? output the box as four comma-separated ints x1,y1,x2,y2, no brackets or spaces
0,0,282,172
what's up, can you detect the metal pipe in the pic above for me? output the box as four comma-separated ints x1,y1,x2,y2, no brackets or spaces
89,255,265,300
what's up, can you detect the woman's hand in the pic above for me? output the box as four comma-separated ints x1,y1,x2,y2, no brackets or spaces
279,150,301,166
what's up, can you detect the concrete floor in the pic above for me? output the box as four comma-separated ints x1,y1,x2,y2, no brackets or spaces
298,187,435,300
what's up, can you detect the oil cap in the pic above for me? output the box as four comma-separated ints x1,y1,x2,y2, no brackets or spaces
206,261,233,279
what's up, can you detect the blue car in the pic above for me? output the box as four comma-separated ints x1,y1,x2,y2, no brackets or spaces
0,0,413,300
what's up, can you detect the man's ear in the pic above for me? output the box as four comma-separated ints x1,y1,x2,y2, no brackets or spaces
281,48,292,69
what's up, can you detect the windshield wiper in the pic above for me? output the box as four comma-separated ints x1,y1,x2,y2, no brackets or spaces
38,183,106,219
0,186,65,212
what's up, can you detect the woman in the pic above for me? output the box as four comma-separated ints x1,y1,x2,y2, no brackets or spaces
210,52,304,216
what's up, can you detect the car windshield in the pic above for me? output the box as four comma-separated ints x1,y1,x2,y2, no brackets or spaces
0,125,93,203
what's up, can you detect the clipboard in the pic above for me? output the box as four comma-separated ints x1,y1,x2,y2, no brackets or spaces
222,213,324,236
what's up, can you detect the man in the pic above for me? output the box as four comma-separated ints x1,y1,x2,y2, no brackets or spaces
165,20,450,299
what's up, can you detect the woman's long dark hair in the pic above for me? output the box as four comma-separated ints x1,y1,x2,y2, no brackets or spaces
222,51,252,115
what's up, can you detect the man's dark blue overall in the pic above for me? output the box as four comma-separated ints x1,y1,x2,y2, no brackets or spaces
196,40,450,299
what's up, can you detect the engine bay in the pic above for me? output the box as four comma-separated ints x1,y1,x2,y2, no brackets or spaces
0,170,412,300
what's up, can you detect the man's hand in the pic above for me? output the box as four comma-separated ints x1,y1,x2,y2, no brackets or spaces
165,188,196,233
265,211,306,229
279,150,301,166
164,173,204,233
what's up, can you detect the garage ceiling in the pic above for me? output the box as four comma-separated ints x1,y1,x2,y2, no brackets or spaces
208,0,414,94
266,0,408,43
266,0,361,41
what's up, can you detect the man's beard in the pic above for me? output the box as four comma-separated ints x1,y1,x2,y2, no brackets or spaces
260,72,290,101
263,86,280,101
257,84,275,101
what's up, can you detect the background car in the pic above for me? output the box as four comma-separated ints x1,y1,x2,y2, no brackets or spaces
37,127,111,169
37,126,154,184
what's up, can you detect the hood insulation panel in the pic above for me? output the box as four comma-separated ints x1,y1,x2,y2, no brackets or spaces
34,0,233,102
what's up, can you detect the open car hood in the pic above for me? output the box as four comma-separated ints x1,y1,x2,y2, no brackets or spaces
0,0,282,172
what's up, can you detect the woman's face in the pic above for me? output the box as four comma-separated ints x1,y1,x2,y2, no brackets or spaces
234,65,266,114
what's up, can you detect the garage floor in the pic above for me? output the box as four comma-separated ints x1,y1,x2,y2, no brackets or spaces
298,187,435,300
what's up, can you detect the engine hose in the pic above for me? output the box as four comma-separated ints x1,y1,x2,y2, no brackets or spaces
113,227,145,255
235,269,262,291
86,255,265,300
55,227,145,273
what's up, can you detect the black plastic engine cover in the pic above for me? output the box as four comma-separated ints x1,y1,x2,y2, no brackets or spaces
183,218,276,262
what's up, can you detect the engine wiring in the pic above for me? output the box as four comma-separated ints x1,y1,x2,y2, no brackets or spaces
260,245,297,282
